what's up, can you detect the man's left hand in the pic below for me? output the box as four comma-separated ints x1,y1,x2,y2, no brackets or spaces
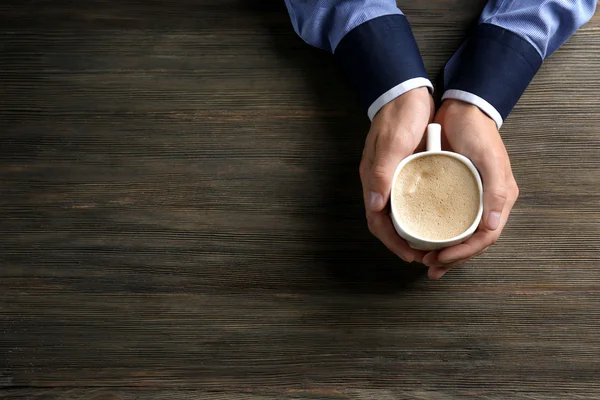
423,99,520,280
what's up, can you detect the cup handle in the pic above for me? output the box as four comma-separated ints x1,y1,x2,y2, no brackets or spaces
426,123,442,152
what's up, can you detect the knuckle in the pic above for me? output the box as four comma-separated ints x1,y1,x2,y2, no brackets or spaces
370,164,390,185
490,188,509,203
511,180,520,200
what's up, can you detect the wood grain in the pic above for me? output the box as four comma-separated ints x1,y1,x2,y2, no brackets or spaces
0,388,597,400
1,0,599,398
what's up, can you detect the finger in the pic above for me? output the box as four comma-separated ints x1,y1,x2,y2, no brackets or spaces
438,157,517,264
435,246,490,268
413,250,425,264
360,133,387,212
437,229,498,264
438,202,511,264
476,151,508,231
428,266,451,280
424,241,490,268
367,210,426,263
423,251,441,268
424,253,469,268
424,252,471,268
359,132,379,211
365,131,415,212
427,246,489,280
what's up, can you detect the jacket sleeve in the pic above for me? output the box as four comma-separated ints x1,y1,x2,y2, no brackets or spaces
442,0,598,129
284,0,433,120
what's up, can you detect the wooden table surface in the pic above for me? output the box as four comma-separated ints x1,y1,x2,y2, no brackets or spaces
1,1,599,398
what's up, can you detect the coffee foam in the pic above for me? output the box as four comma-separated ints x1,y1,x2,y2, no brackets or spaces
393,154,480,241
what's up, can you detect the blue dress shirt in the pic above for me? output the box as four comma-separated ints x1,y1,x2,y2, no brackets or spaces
284,0,597,128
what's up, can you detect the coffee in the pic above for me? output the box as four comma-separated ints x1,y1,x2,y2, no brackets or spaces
392,154,480,241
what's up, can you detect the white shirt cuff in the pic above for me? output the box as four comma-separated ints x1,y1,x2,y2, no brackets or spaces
367,77,434,121
441,89,504,129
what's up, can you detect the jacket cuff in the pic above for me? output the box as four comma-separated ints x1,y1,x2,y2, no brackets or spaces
442,90,504,129
334,14,431,119
443,23,543,127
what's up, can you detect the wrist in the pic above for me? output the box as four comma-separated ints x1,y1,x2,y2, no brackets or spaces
442,98,479,112
441,98,495,125
380,87,431,116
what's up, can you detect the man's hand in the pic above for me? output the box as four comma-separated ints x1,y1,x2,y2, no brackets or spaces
423,99,519,279
359,87,434,263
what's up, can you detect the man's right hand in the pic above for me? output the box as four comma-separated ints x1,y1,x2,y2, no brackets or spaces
359,87,434,263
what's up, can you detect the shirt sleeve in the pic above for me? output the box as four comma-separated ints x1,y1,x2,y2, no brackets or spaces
441,0,597,129
284,0,433,120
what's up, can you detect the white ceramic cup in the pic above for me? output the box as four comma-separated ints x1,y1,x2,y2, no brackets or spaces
390,123,483,251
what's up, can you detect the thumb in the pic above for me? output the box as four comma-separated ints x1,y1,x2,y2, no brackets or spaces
366,162,394,212
478,153,507,231
365,138,413,212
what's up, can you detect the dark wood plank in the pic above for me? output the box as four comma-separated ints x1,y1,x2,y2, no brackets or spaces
0,388,595,400
1,0,600,398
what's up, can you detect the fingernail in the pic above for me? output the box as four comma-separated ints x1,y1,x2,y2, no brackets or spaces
428,267,449,280
436,268,449,279
369,191,384,211
487,211,501,230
